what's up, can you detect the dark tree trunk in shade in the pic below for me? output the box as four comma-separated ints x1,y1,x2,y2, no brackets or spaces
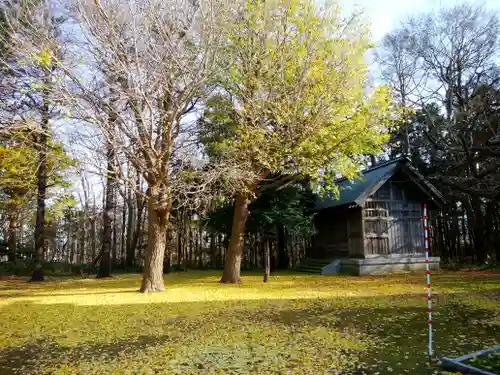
90,217,96,258
461,211,468,257
197,226,203,268
269,240,277,272
469,196,486,263
121,193,127,265
263,239,270,283
164,227,172,273
210,234,216,269
126,194,135,268
183,227,188,271
485,202,495,260
137,207,147,262
131,198,145,265
31,108,49,282
7,208,18,262
496,223,500,264
112,189,118,267
277,225,289,269
188,226,193,266
217,234,223,268
64,210,72,264
78,210,86,264
97,142,115,278
177,227,182,266
221,193,250,283
140,185,170,293
493,203,500,263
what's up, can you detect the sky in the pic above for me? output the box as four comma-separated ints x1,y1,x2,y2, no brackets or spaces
64,0,500,204
340,0,500,42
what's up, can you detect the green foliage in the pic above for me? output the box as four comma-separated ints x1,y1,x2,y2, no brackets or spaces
247,182,315,238
33,48,52,68
206,182,315,239
0,260,31,276
203,0,396,195
0,142,37,196
0,271,499,374
0,131,76,209
0,261,83,277
46,194,78,224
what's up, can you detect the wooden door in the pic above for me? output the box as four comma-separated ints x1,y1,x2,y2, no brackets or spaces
389,202,424,255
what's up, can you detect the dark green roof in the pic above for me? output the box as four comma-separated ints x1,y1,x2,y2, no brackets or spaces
314,158,444,211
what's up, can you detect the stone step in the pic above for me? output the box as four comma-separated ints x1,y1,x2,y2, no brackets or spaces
297,258,336,274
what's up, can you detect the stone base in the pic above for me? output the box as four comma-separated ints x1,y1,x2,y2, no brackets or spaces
321,256,440,276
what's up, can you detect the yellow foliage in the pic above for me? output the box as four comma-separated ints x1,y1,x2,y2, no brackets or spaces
0,271,499,374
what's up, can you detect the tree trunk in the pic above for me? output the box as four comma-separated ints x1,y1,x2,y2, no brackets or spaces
164,228,172,273
64,210,71,264
470,196,486,263
7,208,19,262
31,110,49,282
269,240,276,272
140,186,170,293
112,189,118,267
221,193,250,283
126,192,135,268
263,238,270,283
70,229,76,265
277,225,288,269
137,205,147,264
121,194,127,266
90,217,96,263
210,233,216,269
97,142,115,278
197,226,203,268
217,234,222,268
131,196,145,265
460,210,468,258
188,225,193,266
78,210,86,265
177,225,182,266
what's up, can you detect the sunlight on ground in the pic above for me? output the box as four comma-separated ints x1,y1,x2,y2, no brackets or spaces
0,271,499,374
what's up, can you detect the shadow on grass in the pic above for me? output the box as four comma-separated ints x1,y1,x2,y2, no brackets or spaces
1,288,499,375
0,290,144,299
0,335,173,375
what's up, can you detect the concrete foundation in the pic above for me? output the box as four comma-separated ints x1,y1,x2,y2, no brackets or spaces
321,256,440,276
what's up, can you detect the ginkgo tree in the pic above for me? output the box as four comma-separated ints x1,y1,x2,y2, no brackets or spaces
205,0,396,283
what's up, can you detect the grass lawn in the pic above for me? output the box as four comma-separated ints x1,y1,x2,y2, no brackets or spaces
1,271,499,375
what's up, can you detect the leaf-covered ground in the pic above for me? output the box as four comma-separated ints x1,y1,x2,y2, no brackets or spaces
0,271,499,375
464,350,500,373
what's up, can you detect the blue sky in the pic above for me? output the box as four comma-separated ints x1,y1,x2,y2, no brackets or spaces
340,0,500,41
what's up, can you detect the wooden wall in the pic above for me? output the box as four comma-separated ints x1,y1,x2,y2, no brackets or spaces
312,206,365,259
347,207,364,258
312,172,429,259
312,206,349,259
362,174,425,256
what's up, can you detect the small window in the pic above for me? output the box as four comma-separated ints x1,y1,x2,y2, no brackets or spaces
392,182,404,201
365,220,388,235
377,183,390,199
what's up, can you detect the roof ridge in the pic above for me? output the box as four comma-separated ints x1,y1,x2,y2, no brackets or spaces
364,156,408,173
335,156,408,184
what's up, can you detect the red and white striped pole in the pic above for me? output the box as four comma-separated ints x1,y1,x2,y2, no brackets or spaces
424,204,433,361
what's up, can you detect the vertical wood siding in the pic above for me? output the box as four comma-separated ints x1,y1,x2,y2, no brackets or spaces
362,179,425,256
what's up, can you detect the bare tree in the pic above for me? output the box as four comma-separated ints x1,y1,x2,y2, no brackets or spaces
375,29,423,155
58,0,229,291
404,3,500,117
379,2,500,262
